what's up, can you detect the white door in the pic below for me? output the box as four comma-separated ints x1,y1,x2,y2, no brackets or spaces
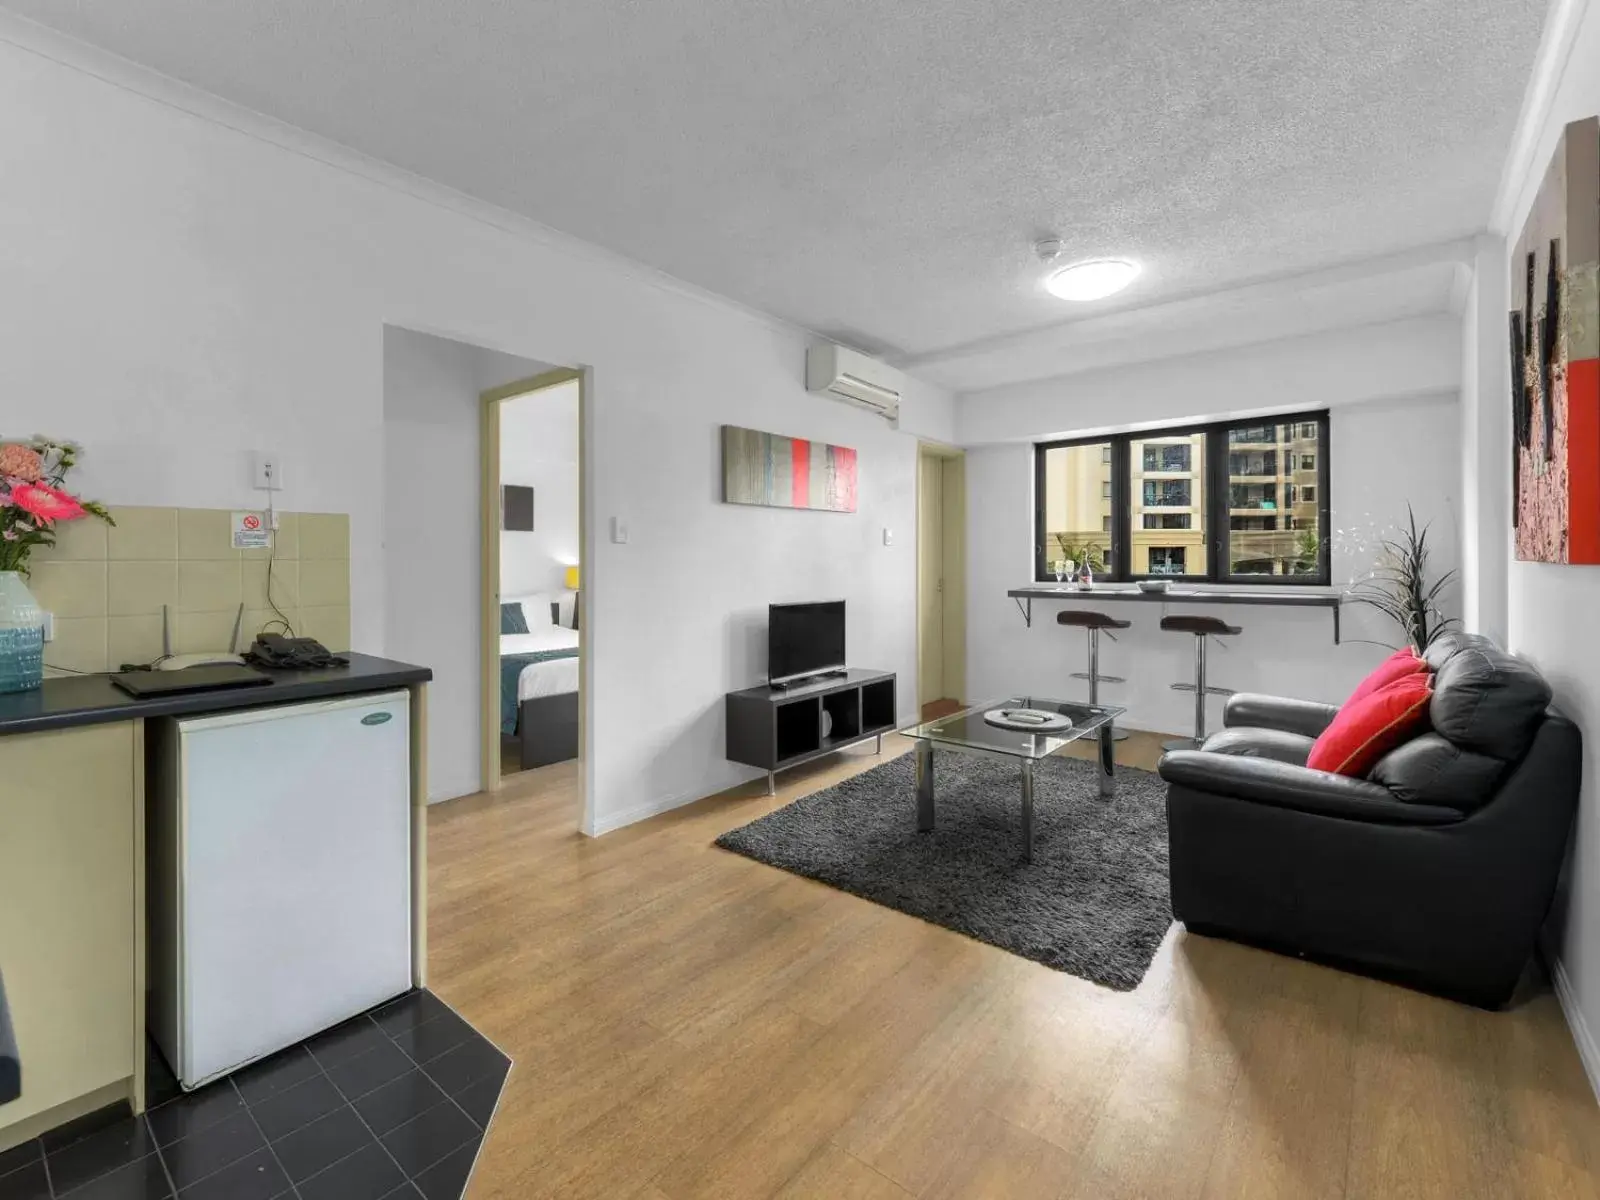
179,692,412,1086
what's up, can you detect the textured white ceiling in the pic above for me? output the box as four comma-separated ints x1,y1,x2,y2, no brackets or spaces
4,0,1546,366
917,255,1467,391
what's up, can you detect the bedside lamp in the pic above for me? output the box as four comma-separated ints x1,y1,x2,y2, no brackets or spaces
562,565,581,633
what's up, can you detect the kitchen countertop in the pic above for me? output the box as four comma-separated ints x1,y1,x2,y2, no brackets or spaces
0,653,432,737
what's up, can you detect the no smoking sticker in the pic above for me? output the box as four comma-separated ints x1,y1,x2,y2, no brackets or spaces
232,511,271,550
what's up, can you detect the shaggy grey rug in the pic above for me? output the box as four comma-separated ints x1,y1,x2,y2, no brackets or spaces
715,753,1173,990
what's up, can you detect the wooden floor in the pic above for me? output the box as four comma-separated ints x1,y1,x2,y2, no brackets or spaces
427,734,1600,1200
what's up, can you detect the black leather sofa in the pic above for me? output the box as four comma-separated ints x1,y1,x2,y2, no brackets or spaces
1158,633,1580,1008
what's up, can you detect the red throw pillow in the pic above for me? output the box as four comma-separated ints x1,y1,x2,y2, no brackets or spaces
1309,672,1433,777
1346,646,1428,707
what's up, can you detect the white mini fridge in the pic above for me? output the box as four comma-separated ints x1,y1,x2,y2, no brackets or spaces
149,691,414,1090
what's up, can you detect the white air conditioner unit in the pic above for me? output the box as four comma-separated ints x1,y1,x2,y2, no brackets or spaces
806,343,902,423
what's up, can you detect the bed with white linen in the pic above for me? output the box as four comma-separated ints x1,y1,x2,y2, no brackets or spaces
502,625,581,702
500,594,580,770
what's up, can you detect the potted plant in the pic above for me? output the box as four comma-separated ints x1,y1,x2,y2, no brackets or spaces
1053,535,1105,573
0,438,113,692
1053,536,1106,587
1344,505,1457,653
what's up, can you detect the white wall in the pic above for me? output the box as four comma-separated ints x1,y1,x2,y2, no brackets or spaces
499,381,579,599
959,323,1462,736
1492,0,1600,1096
382,328,548,802
1459,235,1511,645
0,22,954,828
956,315,1462,446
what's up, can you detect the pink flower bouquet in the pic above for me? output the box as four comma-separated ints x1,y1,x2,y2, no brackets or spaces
0,437,113,574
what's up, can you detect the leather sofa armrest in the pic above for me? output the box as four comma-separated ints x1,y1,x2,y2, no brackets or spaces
1158,750,1462,826
1223,693,1340,739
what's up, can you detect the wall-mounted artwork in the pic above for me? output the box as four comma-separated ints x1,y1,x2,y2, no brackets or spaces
502,484,534,531
1509,115,1599,563
721,425,858,513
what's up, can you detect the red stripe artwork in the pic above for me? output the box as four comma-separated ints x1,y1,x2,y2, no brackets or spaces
831,445,858,513
790,437,811,508
720,425,858,513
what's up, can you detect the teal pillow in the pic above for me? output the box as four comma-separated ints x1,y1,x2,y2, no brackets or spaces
500,602,529,634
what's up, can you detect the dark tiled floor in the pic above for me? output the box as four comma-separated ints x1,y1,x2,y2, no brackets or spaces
0,991,509,1200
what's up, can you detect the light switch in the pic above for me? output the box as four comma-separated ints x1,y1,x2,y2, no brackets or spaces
610,517,629,545
882,528,895,546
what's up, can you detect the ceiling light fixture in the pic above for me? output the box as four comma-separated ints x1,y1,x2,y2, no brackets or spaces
1033,240,1140,302
1045,258,1140,301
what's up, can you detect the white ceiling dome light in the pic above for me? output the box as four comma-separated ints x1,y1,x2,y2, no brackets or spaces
1045,258,1140,301
1034,239,1140,301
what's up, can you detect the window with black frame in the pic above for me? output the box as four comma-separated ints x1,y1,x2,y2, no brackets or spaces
1130,431,1207,577
1034,412,1329,584
1222,419,1327,578
1035,439,1118,580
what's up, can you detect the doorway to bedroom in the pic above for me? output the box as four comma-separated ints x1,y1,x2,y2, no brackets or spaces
481,371,584,790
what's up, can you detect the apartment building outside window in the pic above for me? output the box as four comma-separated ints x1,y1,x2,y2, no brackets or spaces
1143,479,1192,507
1225,420,1326,577
1148,547,1187,575
1034,411,1329,583
1130,432,1207,575
1037,440,1118,575
1142,444,1192,473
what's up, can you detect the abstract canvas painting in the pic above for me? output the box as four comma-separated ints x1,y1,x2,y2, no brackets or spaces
722,425,858,513
1509,115,1600,563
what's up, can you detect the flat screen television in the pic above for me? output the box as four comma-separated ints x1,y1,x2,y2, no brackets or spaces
769,601,846,687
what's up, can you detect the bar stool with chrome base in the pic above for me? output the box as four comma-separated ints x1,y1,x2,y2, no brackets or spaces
1056,610,1132,740
1160,614,1241,751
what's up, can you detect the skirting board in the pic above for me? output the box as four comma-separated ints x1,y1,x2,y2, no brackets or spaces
587,783,713,837
588,721,915,838
1550,953,1600,1107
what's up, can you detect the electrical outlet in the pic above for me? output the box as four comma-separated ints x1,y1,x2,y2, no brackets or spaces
41,611,54,643
252,453,283,490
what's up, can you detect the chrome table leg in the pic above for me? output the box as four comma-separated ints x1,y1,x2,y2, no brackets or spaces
916,740,935,832
1021,758,1036,862
1098,725,1116,798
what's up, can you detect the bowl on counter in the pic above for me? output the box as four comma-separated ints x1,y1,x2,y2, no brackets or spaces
1136,579,1171,594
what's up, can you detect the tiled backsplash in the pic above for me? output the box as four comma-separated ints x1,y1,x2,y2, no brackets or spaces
27,507,351,675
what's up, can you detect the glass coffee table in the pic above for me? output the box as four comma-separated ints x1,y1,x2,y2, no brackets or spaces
901,697,1125,862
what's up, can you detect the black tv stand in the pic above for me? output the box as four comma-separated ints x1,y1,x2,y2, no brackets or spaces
726,669,898,795
770,668,849,691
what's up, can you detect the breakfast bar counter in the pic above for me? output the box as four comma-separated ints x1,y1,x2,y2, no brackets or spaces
1007,585,1345,642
